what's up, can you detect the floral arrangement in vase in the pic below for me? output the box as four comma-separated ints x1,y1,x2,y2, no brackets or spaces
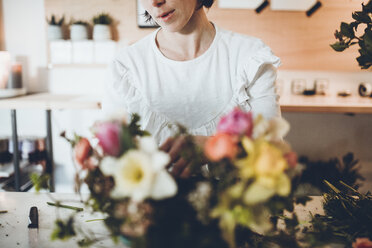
32,108,372,248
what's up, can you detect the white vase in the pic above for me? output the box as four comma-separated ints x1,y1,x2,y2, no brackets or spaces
70,24,88,41
93,24,111,41
47,25,63,41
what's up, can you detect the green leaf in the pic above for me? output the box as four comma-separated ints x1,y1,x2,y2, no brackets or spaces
363,29,372,51
51,218,76,241
352,11,371,23
330,41,349,52
362,0,372,13
30,173,50,192
357,54,372,69
340,22,355,39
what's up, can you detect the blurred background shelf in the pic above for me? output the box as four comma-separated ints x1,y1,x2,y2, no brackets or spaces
0,93,101,110
280,95,372,114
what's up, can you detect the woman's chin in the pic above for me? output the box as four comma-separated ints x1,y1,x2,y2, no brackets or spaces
158,21,186,33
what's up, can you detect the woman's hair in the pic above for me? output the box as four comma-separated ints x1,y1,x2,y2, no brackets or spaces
144,0,215,23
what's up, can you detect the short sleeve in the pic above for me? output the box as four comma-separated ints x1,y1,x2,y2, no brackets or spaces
101,58,136,117
237,40,281,120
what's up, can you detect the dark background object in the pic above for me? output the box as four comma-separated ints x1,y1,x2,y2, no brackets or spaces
306,1,322,17
255,0,269,14
358,83,372,97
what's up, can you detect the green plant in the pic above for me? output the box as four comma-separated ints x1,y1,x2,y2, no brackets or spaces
71,20,88,26
46,15,64,26
299,152,364,193
330,0,372,69
92,13,113,25
304,181,372,247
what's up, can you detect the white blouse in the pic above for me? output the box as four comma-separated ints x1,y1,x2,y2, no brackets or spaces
103,25,281,145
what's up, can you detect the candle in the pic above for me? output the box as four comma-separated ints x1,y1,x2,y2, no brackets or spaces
8,63,23,89
0,51,11,89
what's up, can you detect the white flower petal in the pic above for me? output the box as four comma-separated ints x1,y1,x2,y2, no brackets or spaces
151,170,177,200
131,189,149,202
274,118,290,139
99,157,118,176
152,152,170,171
110,186,130,199
138,136,158,154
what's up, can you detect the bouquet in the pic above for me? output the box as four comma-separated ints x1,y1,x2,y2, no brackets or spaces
36,108,371,248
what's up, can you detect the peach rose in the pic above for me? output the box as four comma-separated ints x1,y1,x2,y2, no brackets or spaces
353,238,372,248
204,133,238,161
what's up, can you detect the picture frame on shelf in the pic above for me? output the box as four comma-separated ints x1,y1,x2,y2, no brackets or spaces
137,0,159,28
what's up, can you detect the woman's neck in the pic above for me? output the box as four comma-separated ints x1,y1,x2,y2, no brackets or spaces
156,9,216,61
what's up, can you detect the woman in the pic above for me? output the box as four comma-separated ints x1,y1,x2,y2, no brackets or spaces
103,0,281,177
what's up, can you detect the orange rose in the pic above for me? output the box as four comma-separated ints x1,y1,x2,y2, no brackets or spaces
204,133,238,161
74,138,93,170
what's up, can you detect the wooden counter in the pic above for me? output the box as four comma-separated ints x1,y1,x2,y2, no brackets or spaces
1,92,372,114
280,94,372,114
0,93,101,110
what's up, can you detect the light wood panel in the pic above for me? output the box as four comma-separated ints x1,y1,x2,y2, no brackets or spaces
279,94,372,114
45,0,364,71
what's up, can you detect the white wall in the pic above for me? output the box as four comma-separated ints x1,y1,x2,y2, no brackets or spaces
2,0,48,92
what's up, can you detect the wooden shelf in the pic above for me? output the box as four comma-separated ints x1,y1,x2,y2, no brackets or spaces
48,63,108,69
1,93,371,114
0,93,101,110
280,94,372,114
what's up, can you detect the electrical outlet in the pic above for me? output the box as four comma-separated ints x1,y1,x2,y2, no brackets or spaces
315,78,329,95
291,79,306,95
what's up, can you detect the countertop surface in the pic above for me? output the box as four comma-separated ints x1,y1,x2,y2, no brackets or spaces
0,192,324,248
0,192,124,248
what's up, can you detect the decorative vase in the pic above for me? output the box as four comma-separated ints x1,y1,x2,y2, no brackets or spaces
70,24,88,41
93,24,111,41
47,25,63,41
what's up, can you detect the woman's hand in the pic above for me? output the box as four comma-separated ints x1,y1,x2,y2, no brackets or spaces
160,135,208,178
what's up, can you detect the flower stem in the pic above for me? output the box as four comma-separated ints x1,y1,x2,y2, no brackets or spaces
47,202,84,211
85,219,105,222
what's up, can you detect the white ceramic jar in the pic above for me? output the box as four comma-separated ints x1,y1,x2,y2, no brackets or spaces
93,24,111,41
70,24,88,41
47,25,63,41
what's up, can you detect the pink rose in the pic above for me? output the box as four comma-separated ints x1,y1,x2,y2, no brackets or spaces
217,107,253,137
353,238,372,248
95,121,122,157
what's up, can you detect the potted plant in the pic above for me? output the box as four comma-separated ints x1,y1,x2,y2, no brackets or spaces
92,13,113,41
70,20,89,41
330,0,372,69
46,15,64,41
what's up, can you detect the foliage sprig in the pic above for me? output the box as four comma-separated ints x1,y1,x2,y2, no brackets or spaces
331,0,372,69
92,13,113,25
47,15,65,26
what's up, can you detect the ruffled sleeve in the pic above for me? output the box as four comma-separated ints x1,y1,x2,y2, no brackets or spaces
102,58,139,117
101,56,172,145
236,40,281,120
